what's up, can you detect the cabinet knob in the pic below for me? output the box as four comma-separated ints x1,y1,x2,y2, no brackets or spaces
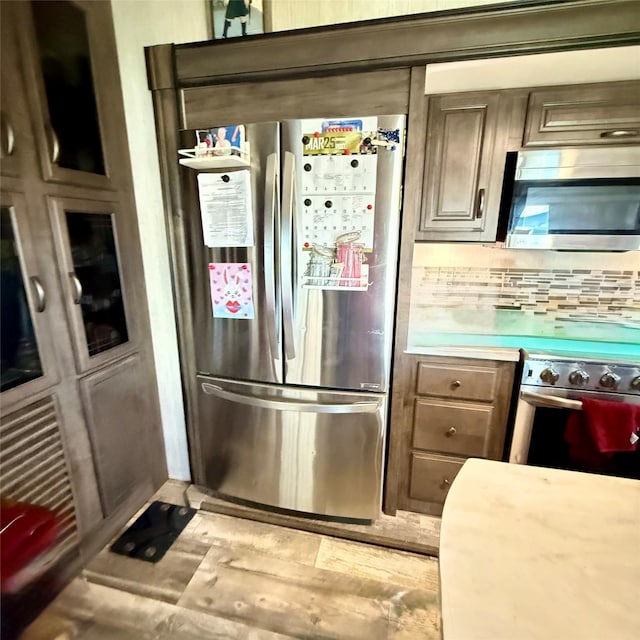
445,426,457,437
441,478,451,489
451,380,461,388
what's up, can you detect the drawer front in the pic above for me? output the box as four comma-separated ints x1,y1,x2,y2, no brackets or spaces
413,398,493,457
409,453,463,505
524,82,640,147
416,363,497,401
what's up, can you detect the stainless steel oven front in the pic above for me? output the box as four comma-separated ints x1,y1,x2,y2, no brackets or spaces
509,356,640,478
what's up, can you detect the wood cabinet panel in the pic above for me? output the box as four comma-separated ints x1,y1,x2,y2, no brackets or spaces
181,68,410,130
1,0,165,577
413,398,493,457
416,89,526,242
79,355,152,517
409,453,463,506
419,92,499,234
395,355,516,516
524,81,640,147
416,361,498,401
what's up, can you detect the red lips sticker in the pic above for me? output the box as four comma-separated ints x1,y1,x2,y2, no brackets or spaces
226,300,241,314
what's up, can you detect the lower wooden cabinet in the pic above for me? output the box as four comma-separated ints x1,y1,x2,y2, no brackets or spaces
391,355,516,516
409,453,464,505
413,398,494,458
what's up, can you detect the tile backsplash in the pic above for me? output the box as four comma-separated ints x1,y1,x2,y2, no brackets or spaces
414,267,639,322
409,245,640,344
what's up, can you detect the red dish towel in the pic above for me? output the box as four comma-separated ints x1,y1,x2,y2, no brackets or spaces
565,398,640,468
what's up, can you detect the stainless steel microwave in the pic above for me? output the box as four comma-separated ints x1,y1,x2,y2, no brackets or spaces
505,147,640,250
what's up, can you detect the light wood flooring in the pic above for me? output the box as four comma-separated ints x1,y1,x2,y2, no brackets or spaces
22,482,441,640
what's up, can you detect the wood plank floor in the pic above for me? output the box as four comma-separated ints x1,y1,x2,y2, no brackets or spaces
21,482,441,639
187,485,441,557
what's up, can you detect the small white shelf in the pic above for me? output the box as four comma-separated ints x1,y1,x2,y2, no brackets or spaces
178,142,250,169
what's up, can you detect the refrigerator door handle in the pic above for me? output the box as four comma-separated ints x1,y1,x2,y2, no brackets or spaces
202,382,380,414
264,152,280,362
281,150,296,360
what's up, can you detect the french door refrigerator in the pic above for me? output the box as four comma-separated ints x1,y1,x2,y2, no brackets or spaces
190,116,405,520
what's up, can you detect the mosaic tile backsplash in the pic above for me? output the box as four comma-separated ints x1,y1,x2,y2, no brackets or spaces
409,266,640,345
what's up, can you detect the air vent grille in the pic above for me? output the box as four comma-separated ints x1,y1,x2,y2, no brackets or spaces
0,397,80,559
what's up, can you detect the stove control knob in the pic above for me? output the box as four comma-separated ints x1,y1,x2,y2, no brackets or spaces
630,376,640,391
599,371,621,390
568,369,590,386
539,367,560,385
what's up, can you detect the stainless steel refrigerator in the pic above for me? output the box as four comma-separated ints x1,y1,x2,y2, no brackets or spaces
189,115,405,520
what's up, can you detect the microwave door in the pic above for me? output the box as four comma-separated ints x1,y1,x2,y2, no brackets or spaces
506,180,640,250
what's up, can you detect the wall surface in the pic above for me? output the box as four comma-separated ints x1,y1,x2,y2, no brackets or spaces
267,0,516,31
424,46,640,93
110,0,209,481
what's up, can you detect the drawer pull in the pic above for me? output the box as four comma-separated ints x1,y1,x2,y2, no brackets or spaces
441,478,451,489
600,129,639,139
445,426,457,437
451,380,461,388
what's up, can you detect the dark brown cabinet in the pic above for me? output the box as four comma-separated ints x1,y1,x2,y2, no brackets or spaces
393,355,515,516
417,90,526,242
523,80,640,147
417,80,639,242
0,0,165,574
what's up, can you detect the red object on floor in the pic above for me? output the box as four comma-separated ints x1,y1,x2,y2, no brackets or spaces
565,398,640,468
0,499,59,593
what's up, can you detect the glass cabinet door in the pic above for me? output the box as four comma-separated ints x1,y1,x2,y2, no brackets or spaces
49,197,134,371
1,194,57,399
15,0,111,188
30,0,104,175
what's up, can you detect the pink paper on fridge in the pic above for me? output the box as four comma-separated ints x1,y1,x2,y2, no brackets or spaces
209,263,255,319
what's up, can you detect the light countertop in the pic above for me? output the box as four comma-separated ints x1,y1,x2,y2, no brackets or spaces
405,345,521,362
439,459,640,640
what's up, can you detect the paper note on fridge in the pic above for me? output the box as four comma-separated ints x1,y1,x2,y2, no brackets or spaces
209,263,255,319
197,171,254,247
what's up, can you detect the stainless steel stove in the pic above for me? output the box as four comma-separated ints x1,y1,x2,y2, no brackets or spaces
509,353,640,478
523,355,640,397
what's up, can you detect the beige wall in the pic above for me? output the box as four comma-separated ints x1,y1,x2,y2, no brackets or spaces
111,0,209,481
268,0,515,31
425,46,640,93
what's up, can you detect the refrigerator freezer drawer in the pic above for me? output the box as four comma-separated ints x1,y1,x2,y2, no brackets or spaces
196,376,386,520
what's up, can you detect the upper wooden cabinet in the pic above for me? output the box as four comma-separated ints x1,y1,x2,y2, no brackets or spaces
416,90,526,242
12,0,128,190
416,80,640,242
524,81,640,147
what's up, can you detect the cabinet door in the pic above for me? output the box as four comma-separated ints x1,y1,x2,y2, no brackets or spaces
524,81,640,147
14,0,121,189
48,197,137,373
79,355,152,517
0,6,33,180
1,192,59,405
419,92,500,237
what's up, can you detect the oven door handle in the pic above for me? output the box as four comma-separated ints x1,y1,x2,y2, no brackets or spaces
520,390,583,411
